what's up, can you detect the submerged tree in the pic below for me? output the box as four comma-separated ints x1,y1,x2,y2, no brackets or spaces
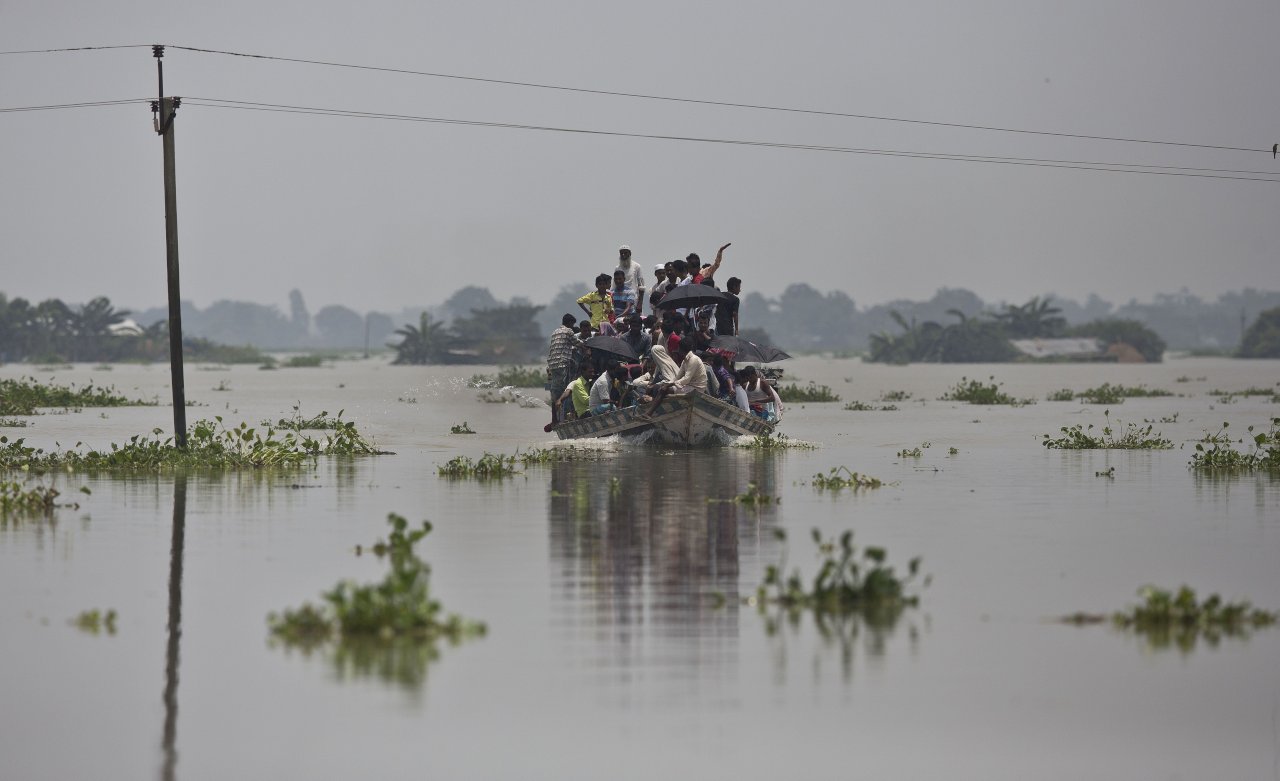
390,312,452,365
1238,306,1280,358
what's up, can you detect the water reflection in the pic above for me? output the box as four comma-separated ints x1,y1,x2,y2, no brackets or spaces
161,473,186,781
759,603,923,685
544,449,782,702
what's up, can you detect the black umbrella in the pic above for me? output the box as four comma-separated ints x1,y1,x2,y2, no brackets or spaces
582,334,639,362
709,335,792,363
655,283,729,311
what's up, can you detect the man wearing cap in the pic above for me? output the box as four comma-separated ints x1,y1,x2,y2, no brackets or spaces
615,245,645,317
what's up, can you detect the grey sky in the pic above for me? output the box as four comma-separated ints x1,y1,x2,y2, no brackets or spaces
3,0,1278,317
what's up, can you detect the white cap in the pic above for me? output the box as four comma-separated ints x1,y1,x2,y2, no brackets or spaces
618,244,631,252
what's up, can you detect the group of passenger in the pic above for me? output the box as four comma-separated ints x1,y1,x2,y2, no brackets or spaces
545,243,781,430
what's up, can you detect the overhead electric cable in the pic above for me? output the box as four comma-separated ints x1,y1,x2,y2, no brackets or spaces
0,44,151,54
181,97,1280,184
0,98,147,113
170,44,1269,154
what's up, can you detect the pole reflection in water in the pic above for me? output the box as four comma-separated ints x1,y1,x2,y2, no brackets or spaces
160,473,186,781
545,450,781,703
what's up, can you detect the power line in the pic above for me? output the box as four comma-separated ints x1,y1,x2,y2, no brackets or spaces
0,44,150,55
181,97,1280,184
0,98,147,113
168,44,1269,155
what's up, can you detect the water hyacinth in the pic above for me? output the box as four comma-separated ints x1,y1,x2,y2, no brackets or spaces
0,414,384,472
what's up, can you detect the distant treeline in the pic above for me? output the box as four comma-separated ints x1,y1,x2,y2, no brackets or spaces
4,285,1278,364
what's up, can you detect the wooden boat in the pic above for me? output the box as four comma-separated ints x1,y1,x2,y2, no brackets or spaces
552,390,774,446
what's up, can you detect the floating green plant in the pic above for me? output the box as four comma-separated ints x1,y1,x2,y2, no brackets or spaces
0,376,155,416
1041,410,1173,450
269,514,485,653
1189,418,1280,472
939,376,1031,406
1046,388,1076,402
810,466,883,491
1076,383,1174,405
734,432,818,451
0,418,28,428
1061,585,1278,653
843,400,875,411
734,482,778,505
1206,386,1275,398
73,609,117,635
1095,466,1116,478
518,445,613,464
449,421,477,435
283,354,325,368
265,403,347,431
497,366,546,388
896,446,923,458
436,452,518,479
755,528,923,617
776,382,841,403
878,390,911,402
948,447,959,455
0,416,384,473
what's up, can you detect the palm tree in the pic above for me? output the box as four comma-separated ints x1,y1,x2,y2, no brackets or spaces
994,296,1066,339
390,312,451,365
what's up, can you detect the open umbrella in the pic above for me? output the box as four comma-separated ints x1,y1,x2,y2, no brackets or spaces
655,284,729,311
709,335,792,363
582,334,639,362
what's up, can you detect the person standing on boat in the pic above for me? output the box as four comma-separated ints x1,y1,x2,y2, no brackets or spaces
715,277,741,336
615,245,645,316
621,313,651,358
545,313,578,424
648,264,668,311
577,273,614,330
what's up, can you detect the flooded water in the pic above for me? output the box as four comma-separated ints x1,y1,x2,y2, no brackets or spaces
2,356,1278,780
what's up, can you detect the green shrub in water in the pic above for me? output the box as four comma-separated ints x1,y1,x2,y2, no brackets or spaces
0,415,384,472
1041,410,1173,450
811,466,883,491
1189,418,1280,472
1063,585,1278,653
775,382,841,403
734,432,817,451
0,376,155,416
437,452,518,479
269,513,485,646
756,528,923,617
939,376,1032,406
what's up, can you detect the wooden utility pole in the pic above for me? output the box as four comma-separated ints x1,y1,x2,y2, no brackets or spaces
153,45,187,447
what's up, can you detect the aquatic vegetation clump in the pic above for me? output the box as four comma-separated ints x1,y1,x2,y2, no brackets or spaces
269,514,485,647
1046,388,1076,402
1075,383,1173,405
896,446,923,458
73,609,118,635
0,418,28,428
776,382,841,403
264,404,347,431
1041,410,1174,450
496,366,547,388
0,376,155,416
756,528,923,617
878,389,911,402
1205,386,1276,398
939,376,1032,406
0,416,383,472
843,401,898,411
1063,585,1278,653
1189,418,1280,472
283,354,325,368
518,445,613,464
437,452,517,479
811,466,883,491
733,482,778,505
449,421,476,435
734,432,818,451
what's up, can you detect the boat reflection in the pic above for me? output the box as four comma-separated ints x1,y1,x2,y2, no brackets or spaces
544,449,782,701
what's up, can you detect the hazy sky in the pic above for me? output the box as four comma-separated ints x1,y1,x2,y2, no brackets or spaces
3,1,1278,316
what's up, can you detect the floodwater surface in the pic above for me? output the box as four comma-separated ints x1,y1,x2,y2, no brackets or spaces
1,357,1278,781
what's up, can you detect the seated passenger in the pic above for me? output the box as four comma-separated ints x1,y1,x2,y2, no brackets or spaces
735,366,784,422
554,364,595,421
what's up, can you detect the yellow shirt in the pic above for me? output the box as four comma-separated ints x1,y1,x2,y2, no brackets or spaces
567,376,591,416
576,290,614,329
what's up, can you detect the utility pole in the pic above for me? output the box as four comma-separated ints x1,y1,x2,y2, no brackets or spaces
152,45,187,447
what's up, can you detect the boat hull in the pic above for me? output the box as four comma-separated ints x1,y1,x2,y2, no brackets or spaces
552,391,774,446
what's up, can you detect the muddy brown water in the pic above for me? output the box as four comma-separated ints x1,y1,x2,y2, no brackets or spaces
1,357,1278,780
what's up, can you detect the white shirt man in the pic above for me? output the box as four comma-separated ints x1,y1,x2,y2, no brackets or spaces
615,245,645,315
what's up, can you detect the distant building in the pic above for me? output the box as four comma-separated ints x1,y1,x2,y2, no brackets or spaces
1010,338,1103,360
